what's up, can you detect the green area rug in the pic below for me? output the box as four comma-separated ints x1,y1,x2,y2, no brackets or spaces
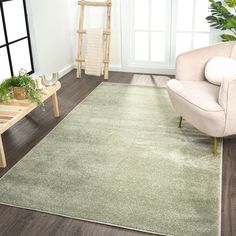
0,83,221,236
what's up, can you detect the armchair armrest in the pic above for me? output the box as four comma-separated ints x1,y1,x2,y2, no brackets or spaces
176,42,234,81
219,75,236,136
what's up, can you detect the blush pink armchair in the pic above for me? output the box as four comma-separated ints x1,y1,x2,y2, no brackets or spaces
167,42,236,157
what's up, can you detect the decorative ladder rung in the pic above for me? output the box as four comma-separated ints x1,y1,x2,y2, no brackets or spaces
77,30,111,35
78,1,112,7
76,58,109,64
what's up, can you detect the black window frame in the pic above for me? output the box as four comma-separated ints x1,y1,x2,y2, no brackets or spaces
0,0,34,77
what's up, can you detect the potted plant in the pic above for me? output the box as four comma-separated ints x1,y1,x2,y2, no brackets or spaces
206,0,236,41
0,69,43,106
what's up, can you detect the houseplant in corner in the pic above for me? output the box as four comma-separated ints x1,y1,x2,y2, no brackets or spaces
0,69,43,106
206,0,236,41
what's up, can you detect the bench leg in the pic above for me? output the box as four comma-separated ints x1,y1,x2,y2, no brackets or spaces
0,135,6,168
51,92,60,117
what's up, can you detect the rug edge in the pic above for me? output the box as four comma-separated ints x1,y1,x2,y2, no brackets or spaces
0,202,173,236
102,81,169,89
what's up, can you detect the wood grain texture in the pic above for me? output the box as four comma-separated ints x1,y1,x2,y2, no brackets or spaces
0,82,61,168
78,1,112,7
77,0,85,79
77,30,111,35
221,137,236,236
104,0,112,80
0,82,61,135
0,135,6,168
51,92,60,117
0,70,235,236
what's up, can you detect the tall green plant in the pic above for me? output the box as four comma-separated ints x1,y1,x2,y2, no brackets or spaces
206,0,236,41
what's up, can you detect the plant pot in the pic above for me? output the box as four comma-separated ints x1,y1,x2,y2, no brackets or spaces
13,87,29,100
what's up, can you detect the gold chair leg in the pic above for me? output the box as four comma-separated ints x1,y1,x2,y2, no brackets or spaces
213,137,218,159
178,116,183,128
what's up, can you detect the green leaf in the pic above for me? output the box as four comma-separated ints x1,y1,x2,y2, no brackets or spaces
208,0,232,18
206,15,228,30
224,17,236,28
206,0,236,41
225,0,236,7
221,33,236,41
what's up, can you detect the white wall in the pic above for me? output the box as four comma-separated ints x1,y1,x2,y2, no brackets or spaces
66,0,79,64
25,0,220,76
26,0,123,75
26,0,74,77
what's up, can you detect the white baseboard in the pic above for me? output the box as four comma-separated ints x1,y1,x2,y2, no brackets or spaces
109,65,123,72
120,67,175,75
72,63,123,72
72,63,175,76
31,64,75,80
58,64,75,78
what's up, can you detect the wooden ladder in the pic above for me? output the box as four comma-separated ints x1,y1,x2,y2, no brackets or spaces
76,0,112,80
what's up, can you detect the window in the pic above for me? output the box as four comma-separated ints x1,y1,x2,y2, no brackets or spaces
121,0,212,74
133,0,171,63
0,0,34,82
175,0,210,56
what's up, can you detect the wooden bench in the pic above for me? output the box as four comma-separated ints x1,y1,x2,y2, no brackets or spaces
0,82,61,168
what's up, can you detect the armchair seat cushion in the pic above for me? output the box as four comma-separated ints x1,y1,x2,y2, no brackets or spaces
168,79,225,137
168,80,223,112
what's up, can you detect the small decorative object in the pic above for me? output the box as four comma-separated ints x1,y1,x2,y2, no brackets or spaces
0,69,43,106
36,77,44,91
206,0,236,41
52,72,59,84
41,72,59,86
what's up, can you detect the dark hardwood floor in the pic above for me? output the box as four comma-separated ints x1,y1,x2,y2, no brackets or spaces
0,70,235,236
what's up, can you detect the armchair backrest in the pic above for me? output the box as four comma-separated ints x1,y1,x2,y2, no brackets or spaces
176,42,235,82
